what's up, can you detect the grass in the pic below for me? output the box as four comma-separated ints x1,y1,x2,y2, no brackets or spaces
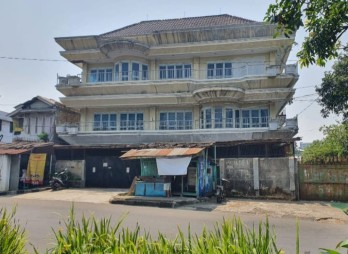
46,206,282,253
330,202,348,215
0,207,27,254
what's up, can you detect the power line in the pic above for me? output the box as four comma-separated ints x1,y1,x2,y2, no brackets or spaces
297,98,318,116
0,56,67,62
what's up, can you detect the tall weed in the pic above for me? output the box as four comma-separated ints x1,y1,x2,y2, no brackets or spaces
0,207,27,254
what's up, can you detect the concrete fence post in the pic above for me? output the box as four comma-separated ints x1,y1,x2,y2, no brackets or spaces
253,158,260,196
289,157,296,196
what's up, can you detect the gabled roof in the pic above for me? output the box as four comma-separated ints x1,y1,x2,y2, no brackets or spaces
0,111,12,122
101,14,256,38
9,96,79,117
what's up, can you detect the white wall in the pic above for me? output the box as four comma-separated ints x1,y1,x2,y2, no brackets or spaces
0,120,13,143
0,155,11,192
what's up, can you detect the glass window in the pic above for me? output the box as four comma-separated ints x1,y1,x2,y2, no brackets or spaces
168,65,175,79
207,63,214,78
176,65,183,79
136,113,144,130
94,113,117,131
93,114,101,130
225,63,232,78
242,110,250,128
205,108,212,129
251,110,260,127
261,109,269,127
89,70,97,82
105,69,113,81
160,112,167,130
115,64,119,81
122,62,129,81
159,66,166,79
185,112,192,129
226,108,233,128
215,107,223,128
235,110,240,128
120,113,143,130
132,63,140,80
184,64,191,78
159,64,191,79
216,63,223,78
142,65,148,80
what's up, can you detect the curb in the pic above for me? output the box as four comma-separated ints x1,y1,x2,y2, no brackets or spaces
0,187,51,196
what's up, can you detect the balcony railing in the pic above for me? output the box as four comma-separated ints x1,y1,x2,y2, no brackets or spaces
57,117,271,133
57,64,298,86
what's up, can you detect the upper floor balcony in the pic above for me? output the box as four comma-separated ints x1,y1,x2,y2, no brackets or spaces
56,115,298,145
56,63,298,89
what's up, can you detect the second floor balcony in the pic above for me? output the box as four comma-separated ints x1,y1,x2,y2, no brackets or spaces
56,63,298,88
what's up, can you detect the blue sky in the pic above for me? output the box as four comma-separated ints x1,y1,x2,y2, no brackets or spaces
0,0,345,142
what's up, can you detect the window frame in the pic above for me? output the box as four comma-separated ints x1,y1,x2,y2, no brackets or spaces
159,64,192,80
88,68,113,83
206,61,233,79
159,111,193,130
93,113,117,131
114,61,149,81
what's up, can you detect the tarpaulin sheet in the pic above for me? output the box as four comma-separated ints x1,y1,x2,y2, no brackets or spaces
156,157,191,175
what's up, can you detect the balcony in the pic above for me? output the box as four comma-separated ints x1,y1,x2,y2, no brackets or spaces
56,63,298,87
56,116,298,146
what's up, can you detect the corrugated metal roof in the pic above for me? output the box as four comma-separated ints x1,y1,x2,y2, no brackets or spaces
0,149,29,155
120,147,204,159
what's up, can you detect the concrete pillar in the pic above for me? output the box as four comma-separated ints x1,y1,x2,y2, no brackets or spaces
193,57,200,79
289,156,295,191
253,158,260,196
149,107,156,130
219,159,225,179
82,63,88,83
150,60,156,80
193,106,200,129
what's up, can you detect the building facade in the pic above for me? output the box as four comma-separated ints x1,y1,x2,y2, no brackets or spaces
0,111,13,144
9,96,79,142
54,15,299,195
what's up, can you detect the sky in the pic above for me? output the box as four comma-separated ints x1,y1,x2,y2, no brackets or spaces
0,0,346,143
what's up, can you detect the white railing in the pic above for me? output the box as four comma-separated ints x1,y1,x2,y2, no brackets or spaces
57,64,298,86
57,117,270,133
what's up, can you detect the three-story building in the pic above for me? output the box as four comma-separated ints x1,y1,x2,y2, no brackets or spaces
54,14,299,194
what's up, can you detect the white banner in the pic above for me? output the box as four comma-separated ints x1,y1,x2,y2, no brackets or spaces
156,157,192,175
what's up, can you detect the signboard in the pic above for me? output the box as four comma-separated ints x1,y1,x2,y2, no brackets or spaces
25,153,46,185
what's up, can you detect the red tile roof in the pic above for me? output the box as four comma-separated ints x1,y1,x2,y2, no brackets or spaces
101,14,256,38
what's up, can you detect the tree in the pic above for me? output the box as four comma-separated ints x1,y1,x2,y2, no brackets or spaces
301,122,348,163
265,0,348,67
316,48,348,119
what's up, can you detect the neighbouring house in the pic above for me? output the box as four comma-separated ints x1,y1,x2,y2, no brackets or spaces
8,96,80,142
0,111,13,143
0,141,54,192
54,14,299,197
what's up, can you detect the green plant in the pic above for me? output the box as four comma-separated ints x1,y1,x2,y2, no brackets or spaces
0,207,28,254
37,132,49,142
47,207,282,254
320,239,348,254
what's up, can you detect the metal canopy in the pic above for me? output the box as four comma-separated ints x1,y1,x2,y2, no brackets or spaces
120,147,205,159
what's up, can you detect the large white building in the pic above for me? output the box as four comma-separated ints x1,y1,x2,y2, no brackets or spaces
53,14,299,193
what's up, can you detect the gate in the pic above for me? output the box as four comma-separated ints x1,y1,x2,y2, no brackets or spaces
299,163,348,201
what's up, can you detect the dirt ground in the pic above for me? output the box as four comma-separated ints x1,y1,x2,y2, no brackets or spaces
10,189,348,224
213,199,348,224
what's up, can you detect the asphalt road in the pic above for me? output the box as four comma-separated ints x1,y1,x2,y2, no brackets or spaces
1,195,347,254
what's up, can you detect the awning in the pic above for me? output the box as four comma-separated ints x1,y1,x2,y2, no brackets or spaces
0,149,30,155
120,147,204,159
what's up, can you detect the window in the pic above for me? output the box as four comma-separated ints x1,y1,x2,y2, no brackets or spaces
0,119,2,131
10,122,13,133
207,62,233,79
201,107,268,129
114,62,148,81
159,64,192,79
241,109,269,128
88,68,113,82
93,113,116,131
120,113,143,130
159,111,192,130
